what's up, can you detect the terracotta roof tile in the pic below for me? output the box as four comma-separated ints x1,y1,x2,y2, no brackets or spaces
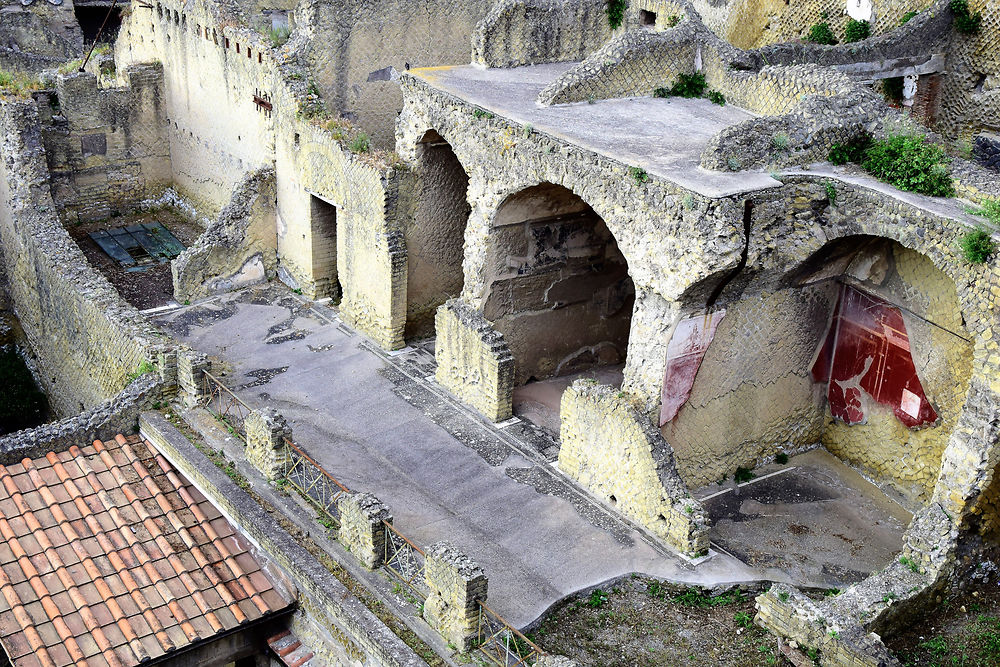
0,437,294,667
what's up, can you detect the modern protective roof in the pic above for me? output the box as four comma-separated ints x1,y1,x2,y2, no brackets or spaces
0,434,293,667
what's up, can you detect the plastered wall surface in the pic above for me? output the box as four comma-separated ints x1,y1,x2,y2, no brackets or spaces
662,286,833,487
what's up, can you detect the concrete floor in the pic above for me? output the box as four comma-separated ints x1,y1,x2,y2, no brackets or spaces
410,63,780,198
696,448,911,589
154,285,759,627
512,365,624,435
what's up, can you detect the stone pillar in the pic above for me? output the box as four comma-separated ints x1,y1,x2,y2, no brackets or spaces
422,541,488,650
244,408,291,480
434,299,514,422
156,347,179,399
337,492,393,569
177,347,210,408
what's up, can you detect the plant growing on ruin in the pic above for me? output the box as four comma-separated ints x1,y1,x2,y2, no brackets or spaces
900,10,920,24
667,14,682,27
950,0,982,34
349,132,370,154
734,466,754,483
899,555,922,573
861,134,954,197
726,156,742,171
587,589,609,608
629,166,649,185
960,229,995,263
824,180,837,205
968,197,1000,227
775,452,790,464
771,132,790,150
778,591,790,602
828,135,872,165
472,108,493,119
0,69,43,99
607,0,627,29
844,19,871,42
806,22,837,45
669,72,707,98
268,26,291,48
707,90,726,106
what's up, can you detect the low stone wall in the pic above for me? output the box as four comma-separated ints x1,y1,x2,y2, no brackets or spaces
434,300,515,422
173,167,278,302
0,97,167,415
558,381,709,556
472,0,611,68
43,65,173,223
0,373,163,465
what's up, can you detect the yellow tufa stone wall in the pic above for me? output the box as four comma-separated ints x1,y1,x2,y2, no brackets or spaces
558,381,710,556
434,300,515,422
691,0,931,49
822,244,973,507
664,287,832,488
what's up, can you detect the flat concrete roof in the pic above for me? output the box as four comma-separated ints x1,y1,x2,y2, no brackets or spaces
410,63,781,198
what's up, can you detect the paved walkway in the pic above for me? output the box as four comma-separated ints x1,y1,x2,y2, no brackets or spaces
155,285,757,627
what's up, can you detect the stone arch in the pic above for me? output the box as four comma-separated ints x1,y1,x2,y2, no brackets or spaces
405,128,472,339
479,182,636,429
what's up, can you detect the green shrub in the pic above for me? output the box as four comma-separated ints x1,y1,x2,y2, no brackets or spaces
734,466,754,483
960,230,995,263
707,90,726,105
772,132,790,150
775,452,790,465
883,76,905,102
844,19,871,42
861,134,954,197
607,0,627,29
951,0,982,34
807,22,837,44
900,9,919,24
349,132,371,154
824,180,837,205
666,14,682,27
669,72,707,98
268,26,290,48
629,166,649,185
652,86,671,98
828,136,872,165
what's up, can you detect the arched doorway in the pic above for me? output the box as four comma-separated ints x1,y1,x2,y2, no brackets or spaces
405,129,471,339
482,183,635,431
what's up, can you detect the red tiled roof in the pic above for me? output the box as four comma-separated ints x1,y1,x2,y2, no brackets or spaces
0,435,294,667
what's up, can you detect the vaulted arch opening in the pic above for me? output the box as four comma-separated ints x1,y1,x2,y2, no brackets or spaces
406,129,471,339
483,183,635,431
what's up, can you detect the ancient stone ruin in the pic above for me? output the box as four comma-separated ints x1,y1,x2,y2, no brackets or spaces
1,0,999,664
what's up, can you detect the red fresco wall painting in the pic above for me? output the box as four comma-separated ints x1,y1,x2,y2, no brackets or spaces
660,310,727,426
811,285,937,428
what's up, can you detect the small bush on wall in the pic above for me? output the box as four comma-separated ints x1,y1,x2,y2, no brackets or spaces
607,0,627,29
844,19,871,42
807,22,837,44
828,134,955,197
950,0,982,34
960,230,995,263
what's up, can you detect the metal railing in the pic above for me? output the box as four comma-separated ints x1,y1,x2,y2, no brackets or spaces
476,602,546,666
382,521,428,599
281,436,350,525
202,370,252,439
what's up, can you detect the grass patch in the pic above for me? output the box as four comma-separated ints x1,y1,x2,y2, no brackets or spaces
349,131,370,154
126,359,156,382
0,69,44,99
267,26,290,48
900,10,919,24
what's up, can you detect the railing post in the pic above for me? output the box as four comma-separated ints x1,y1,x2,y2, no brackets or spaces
336,492,393,569
422,541,488,650
244,408,290,480
177,346,211,408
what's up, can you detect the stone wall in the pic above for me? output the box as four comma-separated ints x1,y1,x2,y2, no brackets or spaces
0,97,166,415
471,0,611,68
559,381,709,555
295,0,494,148
114,0,411,348
41,64,173,223
172,167,278,301
0,0,82,73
